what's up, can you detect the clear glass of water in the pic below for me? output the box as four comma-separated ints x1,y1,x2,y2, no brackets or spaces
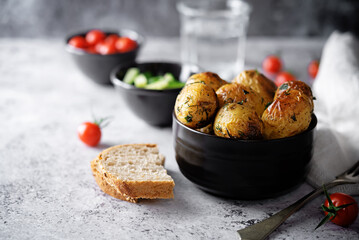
177,0,251,81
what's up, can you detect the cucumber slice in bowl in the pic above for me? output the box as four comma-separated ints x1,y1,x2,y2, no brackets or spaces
145,77,171,90
167,81,185,89
134,74,148,88
123,67,140,84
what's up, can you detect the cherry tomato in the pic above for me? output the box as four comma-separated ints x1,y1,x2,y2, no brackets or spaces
105,34,119,46
308,60,320,79
86,45,98,54
96,41,117,55
262,55,282,74
68,36,88,49
116,37,137,53
77,122,101,147
86,30,106,46
324,193,358,227
274,71,296,87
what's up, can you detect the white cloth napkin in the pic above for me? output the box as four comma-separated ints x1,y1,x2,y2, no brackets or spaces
307,31,359,195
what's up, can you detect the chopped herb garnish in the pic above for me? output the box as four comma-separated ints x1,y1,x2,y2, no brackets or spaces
264,102,272,110
215,125,222,132
279,83,289,90
237,100,244,105
185,114,193,123
243,89,249,95
291,114,297,121
226,98,233,103
198,119,206,126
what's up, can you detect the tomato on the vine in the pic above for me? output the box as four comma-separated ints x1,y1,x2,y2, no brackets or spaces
274,71,296,87
116,37,137,53
86,30,106,46
68,36,88,49
308,60,320,79
262,55,282,74
316,187,358,229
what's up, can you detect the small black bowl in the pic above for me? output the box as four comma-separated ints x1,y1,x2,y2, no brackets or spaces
173,114,318,199
111,62,201,127
65,29,144,84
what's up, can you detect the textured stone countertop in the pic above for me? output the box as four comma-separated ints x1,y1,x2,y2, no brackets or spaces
0,37,358,240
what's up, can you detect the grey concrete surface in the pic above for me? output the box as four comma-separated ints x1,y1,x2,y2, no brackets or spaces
0,0,357,38
0,37,358,239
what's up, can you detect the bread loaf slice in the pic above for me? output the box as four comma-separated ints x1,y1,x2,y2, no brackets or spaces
91,144,174,203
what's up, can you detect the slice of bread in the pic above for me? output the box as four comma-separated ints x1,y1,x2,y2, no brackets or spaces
91,144,174,203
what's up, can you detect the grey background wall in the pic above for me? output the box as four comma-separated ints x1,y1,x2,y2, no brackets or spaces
0,0,357,38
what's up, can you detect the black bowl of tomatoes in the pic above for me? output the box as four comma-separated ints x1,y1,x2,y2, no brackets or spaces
66,29,144,85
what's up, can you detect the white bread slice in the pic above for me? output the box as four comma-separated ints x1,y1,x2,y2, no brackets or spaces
90,144,174,203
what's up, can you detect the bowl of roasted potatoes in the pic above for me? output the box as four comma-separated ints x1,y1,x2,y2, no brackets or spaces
172,70,317,199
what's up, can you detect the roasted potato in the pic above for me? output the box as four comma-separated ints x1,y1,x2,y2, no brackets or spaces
196,122,214,134
186,72,227,91
214,103,263,140
216,83,266,116
275,80,314,111
233,70,276,105
175,82,218,129
262,89,312,139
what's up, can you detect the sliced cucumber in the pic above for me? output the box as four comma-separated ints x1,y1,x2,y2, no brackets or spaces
143,71,153,79
145,78,171,90
163,73,176,83
123,68,182,90
148,76,162,84
134,74,147,88
167,81,185,89
123,67,140,84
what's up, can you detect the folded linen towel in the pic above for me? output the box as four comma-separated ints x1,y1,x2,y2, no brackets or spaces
307,31,359,195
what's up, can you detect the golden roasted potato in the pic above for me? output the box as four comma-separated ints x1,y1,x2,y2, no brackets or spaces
214,103,263,140
196,122,214,135
216,83,266,116
233,70,276,105
275,80,314,111
186,72,227,91
175,82,218,129
262,89,312,139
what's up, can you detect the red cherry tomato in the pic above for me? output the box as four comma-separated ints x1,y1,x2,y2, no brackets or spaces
86,30,106,46
116,37,137,53
105,34,119,46
77,122,101,147
68,36,88,49
96,41,117,55
323,193,358,227
274,71,296,87
86,45,98,54
262,55,282,74
308,60,320,79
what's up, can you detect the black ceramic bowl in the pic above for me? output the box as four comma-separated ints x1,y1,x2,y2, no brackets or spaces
173,114,318,199
65,29,144,84
111,62,201,127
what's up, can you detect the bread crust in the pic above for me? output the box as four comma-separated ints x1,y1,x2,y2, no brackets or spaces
90,144,174,203
91,157,138,203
